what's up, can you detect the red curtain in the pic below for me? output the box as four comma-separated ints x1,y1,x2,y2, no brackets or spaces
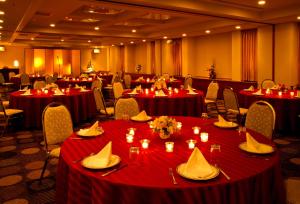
120,46,125,73
241,29,257,81
150,41,155,74
172,38,182,76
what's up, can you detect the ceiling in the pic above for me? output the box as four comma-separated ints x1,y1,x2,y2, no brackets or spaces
0,0,299,48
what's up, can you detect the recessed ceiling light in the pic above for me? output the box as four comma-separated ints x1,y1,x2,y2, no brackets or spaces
65,16,73,21
258,0,266,5
0,26,3,29
142,39,146,42
205,30,211,34
88,40,91,43
61,39,64,42
112,44,115,46
0,32,2,35
50,23,55,27
0,0,6,2
88,9,94,13
163,36,168,39
235,25,241,29
132,29,136,33
94,26,99,30
182,33,187,37
0,11,4,15
0,20,3,23
130,41,134,44
120,42,124,45
31,37,34,40
297,16,300,20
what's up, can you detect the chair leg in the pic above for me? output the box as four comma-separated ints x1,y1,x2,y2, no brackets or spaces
39,155,50,184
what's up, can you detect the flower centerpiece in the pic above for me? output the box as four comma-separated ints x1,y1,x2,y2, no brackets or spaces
152,116,178,139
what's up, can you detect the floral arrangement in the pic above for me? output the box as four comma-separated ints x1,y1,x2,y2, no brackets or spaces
208,64,216,80
152,116,178,139
153,79,167,90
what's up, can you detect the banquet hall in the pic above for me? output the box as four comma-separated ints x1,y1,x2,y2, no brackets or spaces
0,0,299,203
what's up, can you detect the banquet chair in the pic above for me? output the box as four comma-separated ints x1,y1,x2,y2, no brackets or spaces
0,99,23,137
20,73,31,88
111,72,122,84
204,81,219,115
39,102,73,182
184,76,193,89
45,76,54,84
113,82,124,99
163,73,170,80
261,79,275,89
8,72,15,80
91,78,102,90
33,80,46,89
123,74,132,89
93,88,114,117
245,100,276,139
115,98,139,120
223,87,248,124
52,72,58,82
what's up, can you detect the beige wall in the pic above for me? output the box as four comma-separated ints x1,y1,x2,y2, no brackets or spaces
182,37,196,77
91,48,108,71
231,31,242,81
135,43,148,73
0,45,26,73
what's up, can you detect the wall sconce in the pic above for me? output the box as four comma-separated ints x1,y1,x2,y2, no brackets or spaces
13,60,19,67
0,46,5,52
93,48,100,53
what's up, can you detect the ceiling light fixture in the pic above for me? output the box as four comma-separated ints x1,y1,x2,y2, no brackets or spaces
132,29,136,33
88,40,91,43
120,42,124,45
130,41,134,44
258,0,266,5
88,9,95,13
0,0,6,2
205,30,211,34
142,39,146,42
0,32,2,35
94,26,99,30
163,36,168,39
112,44,115,46
31,37,34,40
50,23,55,27
0,11,4,15
0,26,3,29
182,33,187,37
297,16,300,20
235,25,241,29
0,20,3,23
61,39,64,42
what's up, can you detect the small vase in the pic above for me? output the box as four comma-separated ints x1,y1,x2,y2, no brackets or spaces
159,131,170,139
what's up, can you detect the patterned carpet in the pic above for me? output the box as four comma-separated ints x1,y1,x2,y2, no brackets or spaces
0,119,299,203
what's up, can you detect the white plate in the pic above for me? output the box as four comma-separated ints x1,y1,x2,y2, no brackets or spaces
213,121,238,129
239,142,274,154
243,89,253,92
21,94,33,96
53,93,65,96
128,92,138,95
252,93,264,96
80,90,89,92
131,116,152,122
176,163,219,180
187,92,198,95
82,154,121,169
76,129,104,137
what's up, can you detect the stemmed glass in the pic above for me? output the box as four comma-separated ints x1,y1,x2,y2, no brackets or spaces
210,144,221,166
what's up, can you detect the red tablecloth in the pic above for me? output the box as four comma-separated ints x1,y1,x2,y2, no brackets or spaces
56,117,285,204
123,89,204,117
9,89,96,129
239,89,300,134
56,79,94,88
130,80,182,89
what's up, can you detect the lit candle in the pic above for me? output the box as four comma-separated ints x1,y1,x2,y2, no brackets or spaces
72,78,75,81
168,90,172,95
88,77,92,81
37,90,41,95
200,132,209,142
37,74,40,77
290,91,295,97
62,88,65,93
177,122,182,130
66,88,70,93
140,139,150,149
151,87,154,92
128,128,135,135
165,142,174,152
278,91,282,96
193,126,200,135
77,78,80,81
266,88,270,94
186,139,197,149
168,87,172,91
174,88,179,94
148,121,154,129
155,91,158,96
126,134,134,143
145,88,149,94
44,90,48,94
146,78,150,82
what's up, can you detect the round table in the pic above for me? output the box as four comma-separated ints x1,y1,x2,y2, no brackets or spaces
123,89,204,117
130,80,182,89
9,89,96,129
239,89,300,134
56,117,285,204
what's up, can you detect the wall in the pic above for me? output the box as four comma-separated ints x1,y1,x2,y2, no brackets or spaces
0,45,27,73
231,31,242,81
135,43,148,73
182,37,196,77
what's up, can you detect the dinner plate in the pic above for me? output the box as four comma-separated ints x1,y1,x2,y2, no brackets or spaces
252,93,264,96
187,92,198,95
176,163,219,180
239,142,274,154
76,128,104,137
243,89,253,92
80,90,89,92
21,93,33,96
213,121,238,129
131,116,152,122
82,154,121,169
53,93,65,96
128,92,138,95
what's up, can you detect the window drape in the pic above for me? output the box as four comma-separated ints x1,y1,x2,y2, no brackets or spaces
241,29,257,81
150,41,155,74
172,38,182,76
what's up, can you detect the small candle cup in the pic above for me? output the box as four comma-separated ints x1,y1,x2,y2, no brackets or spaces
62,88,65,93
290,92,295,97
44,90,48,94
148,121,154,129
37,90,41,95
186,139,197,149
278,91,282,96
193,126,200,135
174,88,179,94
145,89,149,94
266,88,271,94
126,134,134,143
88,77,92,81
165,142,174,152
151,87,154,92
177,122,182,130
155,91,158,96
128,128,136,135
200,132,209,142
168,90,172,95
146,78,150,82
168,87,172,91
140,139,150,149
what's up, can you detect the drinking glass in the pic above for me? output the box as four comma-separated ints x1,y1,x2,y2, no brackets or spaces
122,114,130,121
129,146,140,163
210,144,221,166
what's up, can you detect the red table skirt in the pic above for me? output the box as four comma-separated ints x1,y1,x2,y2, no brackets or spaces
56,117,285,204
239,90,300,134
9,89,97,129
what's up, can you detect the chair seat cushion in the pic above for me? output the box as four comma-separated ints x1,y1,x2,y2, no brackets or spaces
100,107,114,115
0,109,23,116
50,147,60,157
2,101,9,108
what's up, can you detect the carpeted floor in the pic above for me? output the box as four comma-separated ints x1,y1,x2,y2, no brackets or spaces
0,118,299,204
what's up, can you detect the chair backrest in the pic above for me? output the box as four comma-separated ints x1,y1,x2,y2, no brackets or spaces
163,73,170,80
0,99,7,118
91,79,102,90
42,102,73,151
20,73,30,85
53,72,58,82
8,72,15,80
123,74,132,89
0,73,4,84
206,81,219,101
154,79,167,89
223,87,239,113
45,76,54,84
184,77,192,89
261,79,275,89
93,88,107,114
245,100,276,139
33,80,46,89
115,98,139,120
113,82,124,99
111,73,122,84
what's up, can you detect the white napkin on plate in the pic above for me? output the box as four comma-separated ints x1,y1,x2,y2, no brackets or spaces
134,110,149,120
82,141,112,168
136,85,142,91
80,121,99,135
245,85,254,91
188,86,197,94
253,89,262,95
246,132,273,153
129,88,137,94
21,86,28,91
156,90,166,96
22,89,31,95
75,84,80,88
80,86,87,92
55,89,64,95
183,147,213,178
218,115,233,127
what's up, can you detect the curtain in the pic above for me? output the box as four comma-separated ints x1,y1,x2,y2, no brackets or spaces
241,29,257,81
172,38,182,76
150,41,155,74
298,23,300,84
119,46,125,73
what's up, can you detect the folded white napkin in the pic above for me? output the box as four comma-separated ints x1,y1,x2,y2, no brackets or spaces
253,89,262,95
79,121,100,136
55,89,64,95
134,110,149,120
170,77,176,82
188,86,197,94
156,90,166,96
136,85,142,91
246,133,273,153
183,147,213,178
129,88,137,94
82,141,112,168
80,86,86,92
22,89,31,95
245,85,254,91
21,86,28,91
217,115,233,127
75,84,80,88
297,91,300,97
